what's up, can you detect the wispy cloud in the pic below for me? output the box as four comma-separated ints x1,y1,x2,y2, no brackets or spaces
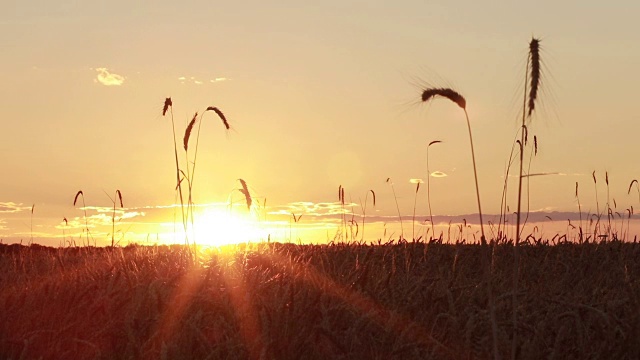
269,202,354,218
431,171,448,178
55,207,146,230
95,68,125,86
0,202,31,213
179,75,229,85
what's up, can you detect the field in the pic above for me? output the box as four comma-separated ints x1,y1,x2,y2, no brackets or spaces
1,241,639,359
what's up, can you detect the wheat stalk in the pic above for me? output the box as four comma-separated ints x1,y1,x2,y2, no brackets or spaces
426,140,442,240
410,179,423,241
576,182,584,242
360,190,376,242
109,190,123,247
73,190,92,246
386,178,404,240
238,179,252,210
29,204,35,245
420,87,485,242
161,98,189,247
513,37,542,359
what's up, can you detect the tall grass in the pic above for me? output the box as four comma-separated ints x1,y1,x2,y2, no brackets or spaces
420,86,497,359
386,178,404,240
513,37,542,360
420,88,485,242
73,190,92,246
161,98,188,246
410,179,422,241
162,98,231,257
426,140,442,239
107,190,123,247
360,189,376,242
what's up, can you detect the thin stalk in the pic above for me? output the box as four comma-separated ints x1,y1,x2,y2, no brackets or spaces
30,204,34,245
593,171,601,238
169,106,189,246
576,182,583,243
512,52,529,360
412,181,420,241
387,178,404,240
462,109,485,242
361,190,375,242
426,141,441,240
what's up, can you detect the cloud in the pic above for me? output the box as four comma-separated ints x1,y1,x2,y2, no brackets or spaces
409,178,424,184
268,202,354,218
95,68,125,86
55,208,146,229
431,171,448,178
0,202,31,213
179,75,229,85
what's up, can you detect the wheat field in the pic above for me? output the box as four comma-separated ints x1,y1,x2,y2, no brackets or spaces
1,241,638,359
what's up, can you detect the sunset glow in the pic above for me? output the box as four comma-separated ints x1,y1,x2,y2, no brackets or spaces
190,208,265,247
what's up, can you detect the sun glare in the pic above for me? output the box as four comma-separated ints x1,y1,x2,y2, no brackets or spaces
191,208,264,247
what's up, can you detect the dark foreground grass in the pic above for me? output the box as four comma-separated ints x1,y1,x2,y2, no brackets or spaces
1,241,639,359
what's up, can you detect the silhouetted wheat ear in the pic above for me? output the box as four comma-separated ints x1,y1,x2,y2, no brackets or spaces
421,88,466,109
116,190,123,208
370,190,376,207
527,38,541,116
238,179,252,210
206,106,230,130
163,97,172,116
183,112,198,151
629,179,638,194
73,191,83,206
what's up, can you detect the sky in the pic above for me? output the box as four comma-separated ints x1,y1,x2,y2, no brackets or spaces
2,0,640,246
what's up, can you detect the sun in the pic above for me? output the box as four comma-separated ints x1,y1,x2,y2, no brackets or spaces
191,207,264,247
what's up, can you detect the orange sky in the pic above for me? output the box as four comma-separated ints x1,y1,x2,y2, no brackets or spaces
2,1,640,246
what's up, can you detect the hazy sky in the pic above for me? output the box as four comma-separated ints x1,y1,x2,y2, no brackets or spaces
2,1,640,245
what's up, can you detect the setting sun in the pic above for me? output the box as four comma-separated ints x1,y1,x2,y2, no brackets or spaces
191,208,265,247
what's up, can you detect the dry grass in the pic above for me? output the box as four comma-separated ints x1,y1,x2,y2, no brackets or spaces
1,241,639,359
